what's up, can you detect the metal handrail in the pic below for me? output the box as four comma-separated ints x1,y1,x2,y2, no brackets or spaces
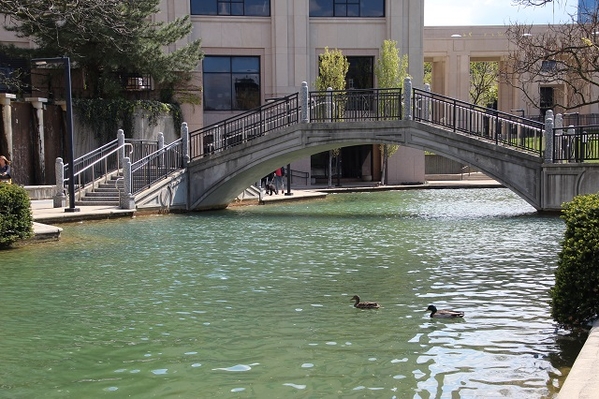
188,93,300,161
553,125,599,162
308,88,402,122
130,139,183,195
412,88,545,157
70,143,133,199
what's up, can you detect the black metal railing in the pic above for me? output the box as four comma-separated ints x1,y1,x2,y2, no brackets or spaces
309,88,402,122
553,125,599,162
131,139,183,195
188,93,300,161
413,88,545,157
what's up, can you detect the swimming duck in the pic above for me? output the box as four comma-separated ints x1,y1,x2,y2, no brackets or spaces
427,305,464,318
351,295,381,309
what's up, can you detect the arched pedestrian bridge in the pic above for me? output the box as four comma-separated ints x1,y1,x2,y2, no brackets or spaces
131,82,599,212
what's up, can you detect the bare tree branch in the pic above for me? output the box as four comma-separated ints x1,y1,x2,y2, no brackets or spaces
505,8,599,111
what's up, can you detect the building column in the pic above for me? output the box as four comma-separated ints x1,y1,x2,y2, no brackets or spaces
26,97,49,183
0,93,16,159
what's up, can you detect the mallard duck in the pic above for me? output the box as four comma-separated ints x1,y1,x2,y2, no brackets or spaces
427,305,464,318
351,295,381,309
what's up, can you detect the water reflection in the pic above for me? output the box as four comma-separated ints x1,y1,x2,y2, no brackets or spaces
0,188,586,398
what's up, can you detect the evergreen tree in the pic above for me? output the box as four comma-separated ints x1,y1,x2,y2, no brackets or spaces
315,47,349,91
0,0,203,98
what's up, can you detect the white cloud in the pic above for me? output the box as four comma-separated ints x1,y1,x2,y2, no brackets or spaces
424,0,578,26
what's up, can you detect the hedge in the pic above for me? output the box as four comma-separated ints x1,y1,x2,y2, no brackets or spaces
0,184,33,248
551,193,599,330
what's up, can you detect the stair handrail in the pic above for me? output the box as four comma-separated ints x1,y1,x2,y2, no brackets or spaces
69,143,133,199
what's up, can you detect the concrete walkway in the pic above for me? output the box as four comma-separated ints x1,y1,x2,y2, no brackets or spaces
557,320,599,398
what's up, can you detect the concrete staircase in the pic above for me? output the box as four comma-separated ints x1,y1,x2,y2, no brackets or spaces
75,175,122,206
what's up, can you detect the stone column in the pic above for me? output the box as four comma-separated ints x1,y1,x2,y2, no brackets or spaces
120,156,135,209
326,87,333,121
544,110,554,163
300,81,309,123
403,77,412,120
26,97,49,182
117,129,125,167
157,131,164,170
181,122,189,166
53,157,66,208
0,93,16,159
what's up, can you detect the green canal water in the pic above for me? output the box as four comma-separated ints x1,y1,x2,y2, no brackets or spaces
0,188,585,398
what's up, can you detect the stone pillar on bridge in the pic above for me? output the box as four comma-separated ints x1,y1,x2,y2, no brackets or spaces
158,132,164,151
544,110,554,163
403,77,412,120
326,87,333,121
118,129,125,166
120,156,135,209
300,81,309,123
422,83,431,120
181,122,190,167
53,157,66,208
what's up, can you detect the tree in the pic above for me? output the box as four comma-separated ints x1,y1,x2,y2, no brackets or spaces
470,61,498,107
505,5,599,111
512,0,555,5
314,47,348,187
374,39,408,185
551,193,599,331
315,47,349,92
0,0,203,99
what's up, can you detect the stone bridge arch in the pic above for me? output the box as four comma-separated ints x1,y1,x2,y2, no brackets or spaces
186,120,543,210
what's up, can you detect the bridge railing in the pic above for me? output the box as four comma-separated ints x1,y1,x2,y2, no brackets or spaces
188,93,300,161
131,139,183,195
308,88,402,122
413,88,545,157
553,125,599,162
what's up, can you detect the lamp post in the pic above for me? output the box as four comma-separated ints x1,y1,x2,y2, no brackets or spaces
32,57,79,212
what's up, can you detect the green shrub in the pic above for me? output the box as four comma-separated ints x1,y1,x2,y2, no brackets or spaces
0,184,33,248
550,193,599,330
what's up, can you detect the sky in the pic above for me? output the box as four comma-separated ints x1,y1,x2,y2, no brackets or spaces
424,0,579,26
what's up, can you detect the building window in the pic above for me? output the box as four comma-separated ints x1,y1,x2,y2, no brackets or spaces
191,0,270,16
540,86,554,117
310,0,384,17
203,56,261,111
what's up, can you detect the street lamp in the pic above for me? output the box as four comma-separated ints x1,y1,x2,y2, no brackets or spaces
32,56,79,213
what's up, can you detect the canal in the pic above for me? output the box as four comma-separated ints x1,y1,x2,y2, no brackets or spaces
0,188,586,398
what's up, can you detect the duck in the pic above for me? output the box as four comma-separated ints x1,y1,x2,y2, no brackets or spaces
351,295,381,309
426,305,464,318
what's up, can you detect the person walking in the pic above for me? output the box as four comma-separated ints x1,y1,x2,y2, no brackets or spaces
274,166,284,194
0,155,11,184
